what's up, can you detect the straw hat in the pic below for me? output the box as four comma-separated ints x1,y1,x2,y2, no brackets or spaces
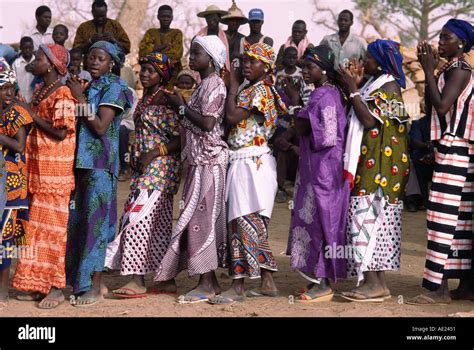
197,5,228,18
221,1,248,25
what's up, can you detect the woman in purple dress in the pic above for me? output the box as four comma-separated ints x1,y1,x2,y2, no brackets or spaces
286,46,350,302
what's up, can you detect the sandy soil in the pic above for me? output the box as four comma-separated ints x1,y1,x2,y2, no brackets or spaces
2,180,474,317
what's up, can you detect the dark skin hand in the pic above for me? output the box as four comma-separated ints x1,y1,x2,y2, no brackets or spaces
18,101,67,141
225,65,253,125
131,87,181,173
338,59,401,129
283,76,311,136
134,136,180,174
418,40,470,117
67,74,119,136
163,87,217,132
0,127,26,153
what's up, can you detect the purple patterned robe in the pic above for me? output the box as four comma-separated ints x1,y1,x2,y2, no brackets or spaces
287,85,350,282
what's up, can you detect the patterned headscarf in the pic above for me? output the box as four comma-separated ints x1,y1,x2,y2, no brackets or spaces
0,57,16,86
244,42,276,72
192,36,227,72
139,52,173,84
90,40,125,68
368,39,406,89
39,43,70,76
443,18,474,53
304,45,336,78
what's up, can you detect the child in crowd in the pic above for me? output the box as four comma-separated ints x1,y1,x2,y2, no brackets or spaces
52,24,69,47
13,37,35,103
175,69,196,103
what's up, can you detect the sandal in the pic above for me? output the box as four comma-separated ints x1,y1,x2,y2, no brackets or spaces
208,293,245,305
177,290,213,304
112,287,147,299
246,288,279,298
296,290,334,303
340,291,384,303
405,294,450,306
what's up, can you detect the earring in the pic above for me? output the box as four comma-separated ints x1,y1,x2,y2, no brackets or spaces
322,70,326,75
458,44,463,49
208,61,213,68
377,66,382,71
47,67,52,73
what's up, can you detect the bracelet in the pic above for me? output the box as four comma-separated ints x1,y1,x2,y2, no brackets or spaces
349,91,360,99
159,144,168,156
288,105,302,115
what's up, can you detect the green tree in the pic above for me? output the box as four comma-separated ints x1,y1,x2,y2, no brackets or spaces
312,0,473,45
361,0,473,44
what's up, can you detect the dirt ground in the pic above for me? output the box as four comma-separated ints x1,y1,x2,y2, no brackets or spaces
2,180,474,317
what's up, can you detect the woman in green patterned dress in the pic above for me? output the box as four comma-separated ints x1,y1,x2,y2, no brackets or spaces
339,39,410,302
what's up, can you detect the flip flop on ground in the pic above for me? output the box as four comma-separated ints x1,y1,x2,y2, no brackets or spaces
340,291,385,303
296,290,334,303
112,287,147,299
177,290,213,304
208,291,245,305
246,288,279,298
405,294,450,306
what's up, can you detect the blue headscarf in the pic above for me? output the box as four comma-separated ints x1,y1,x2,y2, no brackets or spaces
368,39,406,89
443,18,474,53
89,40,125,67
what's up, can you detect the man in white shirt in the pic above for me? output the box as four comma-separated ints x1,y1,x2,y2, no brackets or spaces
320,10,367,70
21,5,54,51
13,37,35,103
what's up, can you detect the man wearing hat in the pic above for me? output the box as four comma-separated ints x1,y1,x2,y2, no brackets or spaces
221,1,248,61
244,8,273,47
195,5,231,70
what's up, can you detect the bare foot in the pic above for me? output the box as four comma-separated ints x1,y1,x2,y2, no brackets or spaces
73,285,108,307
341,282,386,302
38,289,65,309
113,278,146,296
260,269,278,296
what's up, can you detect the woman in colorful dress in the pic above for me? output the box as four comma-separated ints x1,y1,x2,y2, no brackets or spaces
339,39,409,302
408,19,474,306
209,42,286,305
105,52,181,298
0,58,33,310
65,41,133,307
285,46,350,303
12,44,77,309
158,36,229,304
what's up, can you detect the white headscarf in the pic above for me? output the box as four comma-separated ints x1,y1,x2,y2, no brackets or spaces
192,35,227,72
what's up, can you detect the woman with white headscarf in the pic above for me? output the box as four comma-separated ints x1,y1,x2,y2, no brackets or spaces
158,36,229,303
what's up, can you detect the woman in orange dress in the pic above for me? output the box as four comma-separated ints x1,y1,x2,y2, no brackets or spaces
12,44,76,309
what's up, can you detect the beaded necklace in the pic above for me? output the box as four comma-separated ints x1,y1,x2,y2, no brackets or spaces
32,78,61,106
435,56,464,80
133,87,164,123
